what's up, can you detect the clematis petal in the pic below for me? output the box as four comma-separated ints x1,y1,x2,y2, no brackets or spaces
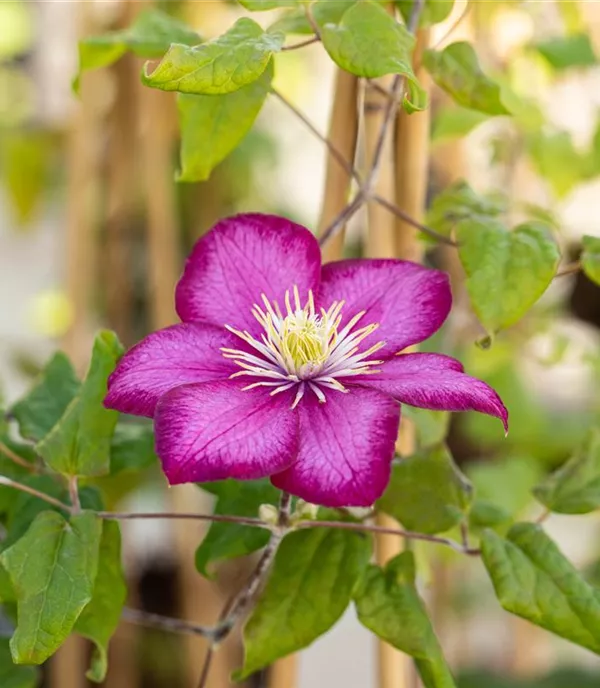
105,323,239,418
318,259,451,358
155,380,299,484
176,213,321,332
352,353,508,431
271,387,400,507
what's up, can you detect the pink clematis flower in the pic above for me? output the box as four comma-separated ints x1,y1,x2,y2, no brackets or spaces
105,214,507,507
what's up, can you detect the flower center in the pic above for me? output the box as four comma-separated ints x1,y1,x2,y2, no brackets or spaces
221,286,385,408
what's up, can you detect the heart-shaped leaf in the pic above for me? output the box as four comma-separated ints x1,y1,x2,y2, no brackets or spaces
457,219,560,333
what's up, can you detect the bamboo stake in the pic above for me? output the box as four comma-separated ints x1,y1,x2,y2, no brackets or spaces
104,2,139,347
317,69,360,261
51,3,100,685
265,66,360,688
394,30,431,262
363,8,409,688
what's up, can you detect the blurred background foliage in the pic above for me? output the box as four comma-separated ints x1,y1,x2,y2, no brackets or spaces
3,0,600,686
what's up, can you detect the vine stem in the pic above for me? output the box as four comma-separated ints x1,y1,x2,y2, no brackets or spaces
281,35,320,51
556,260,581,277
0,441,37,473
0,476,73,513
319,0,426,249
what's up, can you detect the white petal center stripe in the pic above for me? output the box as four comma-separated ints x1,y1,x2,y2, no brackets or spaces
221,286,385,408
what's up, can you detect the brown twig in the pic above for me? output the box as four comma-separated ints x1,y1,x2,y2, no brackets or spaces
281,36,320,51
0,441,37,473
298,519,479,555
0,475,73,513
68,475,81,513
373,193,457,246
271,87,362,185
556,260,581,277
98,511,268,527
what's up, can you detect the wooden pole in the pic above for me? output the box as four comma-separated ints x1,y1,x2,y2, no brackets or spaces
52,2,100,684
103,2,139,347
266,67,360,688
318,68,360,261
363,9,408,688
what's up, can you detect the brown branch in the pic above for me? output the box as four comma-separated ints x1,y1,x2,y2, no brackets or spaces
0,441,37,473
298,519,479,555
556,260,581,277
281,36,320,51
372,193,457,246
271,87,362,185
122,608,217,639
98,511,268,528
0,475,73,513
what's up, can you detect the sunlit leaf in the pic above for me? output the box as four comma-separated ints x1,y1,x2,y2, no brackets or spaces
177,60,272,182
426,181,506,238
527,130,588,198
396,0,455,28
423,41,508,115
36,331,123,477
75,521,126,682
76,8,201,87
456,219,560,333
378,445,472,535
239,0,298,9
355,552,457,688
481,523,600,653
142,18,283,95
431,105,489,142
320,1,425,112
1,511,102,664
534,33,596,71
238,527,371,677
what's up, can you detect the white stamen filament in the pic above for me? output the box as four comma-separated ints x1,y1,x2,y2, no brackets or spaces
222,286,385,407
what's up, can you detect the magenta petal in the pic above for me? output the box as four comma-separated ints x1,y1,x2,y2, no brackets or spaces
155,380,299,484
271,388,400,507
176,214,321,332
104,323,239,418
318,259,452,358
354,353,508,431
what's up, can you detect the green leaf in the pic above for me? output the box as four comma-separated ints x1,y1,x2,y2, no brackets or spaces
431,105,489,142
527,130,588,198
355,552,456,688
423,41,509,115
481,523,600,653
177,60,272,182
467,455,543,530
320,1,425,111
533,429,600,514
426,181,506,238
239,0,298,9
110,421,158,474
378,445,472,535
76,8,201,84
1,511,102,664
36,331,123,477
456,219,560,333
142,18,283,95
0,638,38,688
581,235,600,286
75,521,126,682
195,479,278,577
396,0,455,28
238,527,371,677
9,352,80,443
268,1,357,35
534,33,597,71
402,407,450,449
